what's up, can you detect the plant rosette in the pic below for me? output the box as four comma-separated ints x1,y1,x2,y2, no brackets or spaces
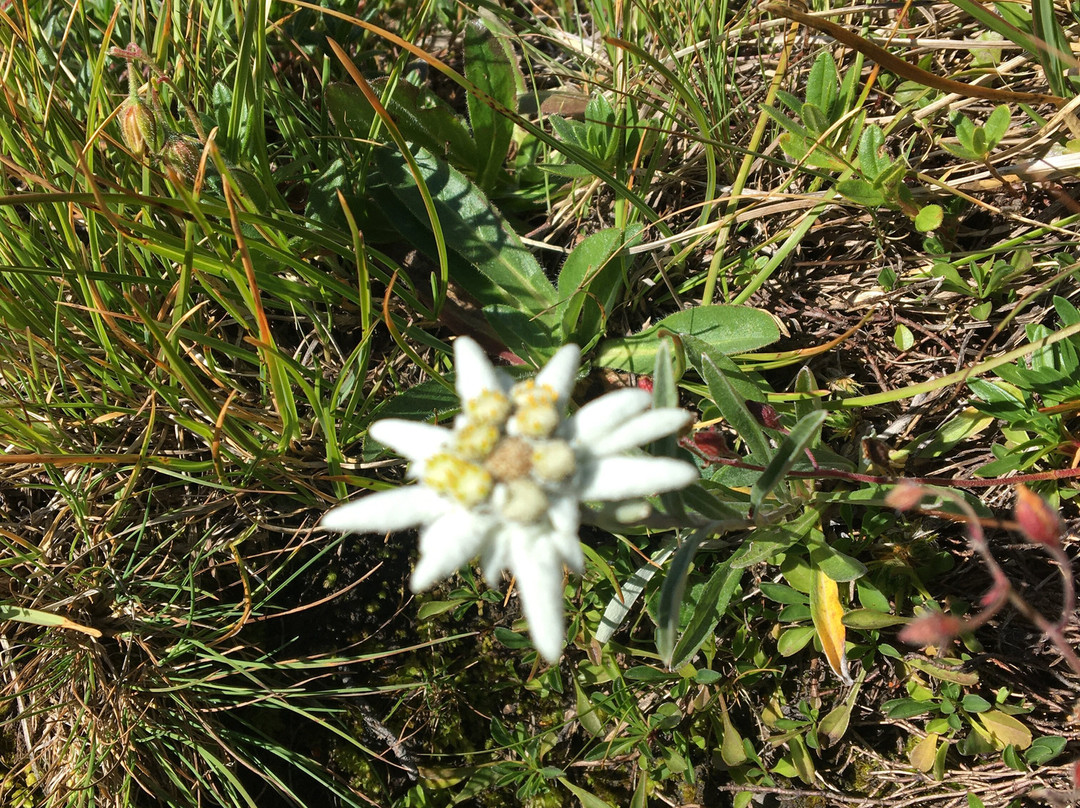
322,337,698,662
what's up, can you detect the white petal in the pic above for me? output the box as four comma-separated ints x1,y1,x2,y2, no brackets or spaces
551,530,584,572
547,494,580,538
589,408,692,456
579,456,698,500
535,344,580,407
568,388,651,443
369,419,451,462
411,509,493,592
454,336,510,401
510,530,567,663
480,531,511,584
321,487,448,532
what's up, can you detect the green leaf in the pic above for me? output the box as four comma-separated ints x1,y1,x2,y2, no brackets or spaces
778,132,848,170
701,354,774,463
376,145,558,318
841,609,910,629
718,695,748,766
977,710,1032,750
596,544,674,644
1031,0,1078,97
464,19,521,190
806,51,839,118
909,733,939,772
788,734,815,784
982,105,1011,150
777,625,816,656
801,102,830,136
574,680,604,737
914,204,943,233
556,226,640,348
961,694,992,713
326,81,476,170
836,178,885,207
595,305,780,373
858,125,889,180
670,558,743,669
818,672,863,748
882,698,936,719
750,410,828,511
1025,735,1066,765
559,778,617,808
656,528,709,665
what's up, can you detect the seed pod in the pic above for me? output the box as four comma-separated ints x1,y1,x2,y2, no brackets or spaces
119,97,158,158
159,134,201,180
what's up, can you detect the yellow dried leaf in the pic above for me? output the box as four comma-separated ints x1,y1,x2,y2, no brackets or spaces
810,567,852,685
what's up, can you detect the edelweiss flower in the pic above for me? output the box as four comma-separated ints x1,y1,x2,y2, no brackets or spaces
321,337,698,662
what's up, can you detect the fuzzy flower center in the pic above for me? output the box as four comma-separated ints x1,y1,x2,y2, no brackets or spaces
420,380,579,523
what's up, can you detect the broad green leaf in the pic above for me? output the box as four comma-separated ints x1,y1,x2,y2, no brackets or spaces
1025,735,1066,765
806,51,839,118
858,125,889,180
914,204,943,233
778,132,848,171
718,694,748,766
574,680,604,737
788,734,815,784
464,20,521,190
326,81,476,170
376,145,558,318
836,178,885,207
595,305,779,373
777,625,816,656
556,226,640,348
801,102,830,136
977,710,1032,750
810,567,852,684
983,105,1011,149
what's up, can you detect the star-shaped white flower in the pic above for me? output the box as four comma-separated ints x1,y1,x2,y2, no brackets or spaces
321,337,698,662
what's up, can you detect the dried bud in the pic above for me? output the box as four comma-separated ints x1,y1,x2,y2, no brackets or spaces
684,429,732,463
898,611,962,647
745,400,782,430
1014,484,1063,549
160,134,201,180
119,97,158,158
885,481,925,512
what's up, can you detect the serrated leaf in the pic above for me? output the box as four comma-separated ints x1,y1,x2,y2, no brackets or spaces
811,567,852,685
